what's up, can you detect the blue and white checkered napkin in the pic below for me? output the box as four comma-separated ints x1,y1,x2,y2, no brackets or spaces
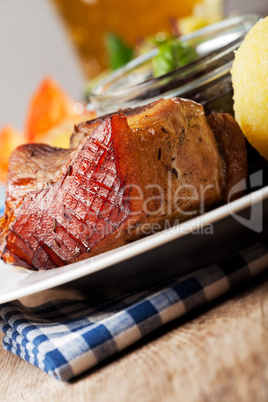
0,241,267,381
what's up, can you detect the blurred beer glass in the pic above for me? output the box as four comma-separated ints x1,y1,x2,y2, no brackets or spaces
51,0,200,78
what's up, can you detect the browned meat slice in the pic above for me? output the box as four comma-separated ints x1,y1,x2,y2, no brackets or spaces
0,98,247,270
207,113,248,201
3,144,72,217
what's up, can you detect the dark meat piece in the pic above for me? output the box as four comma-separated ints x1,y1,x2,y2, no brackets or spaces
207,113,248,201
0,98,247,270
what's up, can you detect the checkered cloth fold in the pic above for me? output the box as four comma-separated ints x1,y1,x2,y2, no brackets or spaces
0,241,267,381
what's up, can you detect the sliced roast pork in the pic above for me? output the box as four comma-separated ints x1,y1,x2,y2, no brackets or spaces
0,98,247,270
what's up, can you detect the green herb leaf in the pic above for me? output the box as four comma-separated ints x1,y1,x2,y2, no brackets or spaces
152,40,198,77
106,33,134,71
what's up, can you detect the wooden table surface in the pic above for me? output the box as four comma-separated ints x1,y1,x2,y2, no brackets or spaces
0,272,268,402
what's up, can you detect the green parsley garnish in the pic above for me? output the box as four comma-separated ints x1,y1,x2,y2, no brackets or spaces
152,40,198,77
105,33,134,71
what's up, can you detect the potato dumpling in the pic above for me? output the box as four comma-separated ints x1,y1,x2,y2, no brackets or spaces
231,17,268,160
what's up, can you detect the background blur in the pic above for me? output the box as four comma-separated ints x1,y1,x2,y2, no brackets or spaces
0,0,267,130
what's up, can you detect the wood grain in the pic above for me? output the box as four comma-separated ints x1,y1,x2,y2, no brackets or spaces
0,274,268,402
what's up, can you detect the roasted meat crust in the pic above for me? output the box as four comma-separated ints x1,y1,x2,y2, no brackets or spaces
0,98,247,270
70,100,161,149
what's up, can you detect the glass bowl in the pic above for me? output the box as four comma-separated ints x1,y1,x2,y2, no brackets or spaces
90,14,260,116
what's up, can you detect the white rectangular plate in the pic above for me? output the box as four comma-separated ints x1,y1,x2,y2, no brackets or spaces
0,185,267,304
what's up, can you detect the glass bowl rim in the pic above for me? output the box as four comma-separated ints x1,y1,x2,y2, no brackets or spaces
90,14,260,106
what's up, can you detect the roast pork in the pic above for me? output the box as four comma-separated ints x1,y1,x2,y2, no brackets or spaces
0,98,247,270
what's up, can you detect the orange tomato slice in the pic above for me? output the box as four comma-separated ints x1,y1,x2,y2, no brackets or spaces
25,77,74,142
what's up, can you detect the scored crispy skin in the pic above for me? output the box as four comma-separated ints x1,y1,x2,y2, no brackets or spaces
72,97,224,212
207,113,247,201
0,115,132,269
0,98,246,270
